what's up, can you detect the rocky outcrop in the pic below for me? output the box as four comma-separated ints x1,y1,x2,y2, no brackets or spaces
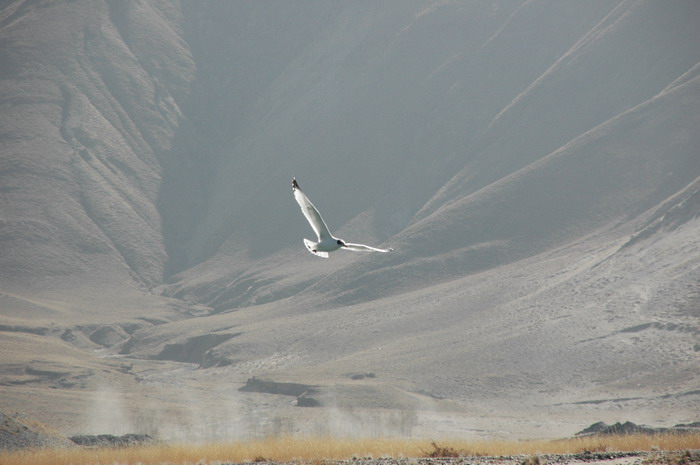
239,377,321,407
155,333,239,366
69,434,155,448
0,411,74,450
576,421,700,436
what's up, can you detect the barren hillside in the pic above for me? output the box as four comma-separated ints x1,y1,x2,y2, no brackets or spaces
0,0,698,439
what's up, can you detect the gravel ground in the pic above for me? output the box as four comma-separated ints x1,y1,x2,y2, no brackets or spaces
0,411,75,451
221,451,699,465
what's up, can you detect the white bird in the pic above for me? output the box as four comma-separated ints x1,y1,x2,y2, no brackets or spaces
292,177,392,258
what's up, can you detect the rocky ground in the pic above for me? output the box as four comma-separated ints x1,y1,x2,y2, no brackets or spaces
222,451,697,465
68,433,156,448
0,410,156,451
0,411,74,451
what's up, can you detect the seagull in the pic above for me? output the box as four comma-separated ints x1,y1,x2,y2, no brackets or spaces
292,177,392,258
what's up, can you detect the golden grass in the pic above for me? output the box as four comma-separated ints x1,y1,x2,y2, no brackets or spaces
1,433,699,465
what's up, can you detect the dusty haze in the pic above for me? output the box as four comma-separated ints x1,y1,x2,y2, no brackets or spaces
0,0,698,440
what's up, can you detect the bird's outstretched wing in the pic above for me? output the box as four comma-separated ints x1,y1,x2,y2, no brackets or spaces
343,242,393,253
293,178,332,242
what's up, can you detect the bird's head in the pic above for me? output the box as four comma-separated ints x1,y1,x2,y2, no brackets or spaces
337,239,347,247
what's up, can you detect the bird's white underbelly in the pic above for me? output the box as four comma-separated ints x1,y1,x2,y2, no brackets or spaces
315,239,342,252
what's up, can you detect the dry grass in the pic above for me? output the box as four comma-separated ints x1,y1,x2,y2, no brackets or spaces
431,433,700,457
1,433,699,465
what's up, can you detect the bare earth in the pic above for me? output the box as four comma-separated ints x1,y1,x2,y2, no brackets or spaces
237,452,695,465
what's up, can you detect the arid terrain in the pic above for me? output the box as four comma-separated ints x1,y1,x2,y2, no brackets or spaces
1,0,698,442
2,414,699,465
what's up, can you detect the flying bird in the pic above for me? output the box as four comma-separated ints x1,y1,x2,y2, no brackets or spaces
292,177,392,258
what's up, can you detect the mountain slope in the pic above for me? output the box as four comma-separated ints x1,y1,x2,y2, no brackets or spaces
163,0,700,311
1,0,698,438
0,0,194,316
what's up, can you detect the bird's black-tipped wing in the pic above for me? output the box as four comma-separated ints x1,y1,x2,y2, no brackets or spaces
292,178,332,242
